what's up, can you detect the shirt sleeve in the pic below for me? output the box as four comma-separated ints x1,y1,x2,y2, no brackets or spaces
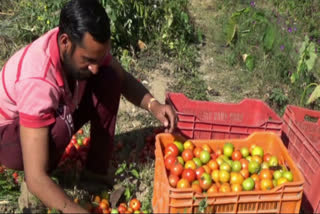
15,78,60,128
101,52,113,67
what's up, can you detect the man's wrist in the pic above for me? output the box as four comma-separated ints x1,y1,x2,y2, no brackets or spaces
147,98,157,112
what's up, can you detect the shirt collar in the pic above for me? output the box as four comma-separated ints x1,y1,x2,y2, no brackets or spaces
49,27,64,87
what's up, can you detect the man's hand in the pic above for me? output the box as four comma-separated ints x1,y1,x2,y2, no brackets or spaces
149,101,176,133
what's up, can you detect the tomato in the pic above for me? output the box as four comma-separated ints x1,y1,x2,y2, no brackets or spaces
208,160,219,171
199,173,212,190
260,179,273,190
232,150,242,161
183,140,195,151
207,184,218,193
251,155,262,164
277,177,288,186
251,174,260,182
184,160,197,170
168,174,179,188
202,165,211,174
83,137,90,147
230,172,244,185
240,169,249,179
100,201,109,210
191,183,202,194
219,183,231,193
118,205,127,214
219,170,230,183
231,183,242,192
12,172,18,179
193,147,203,158
164,155,177,170
242,177,255,191
249,144,257,154
199,150,211,164
254,180,261,191
182,169,196,183
202,144,212,154
259,169,272,180
182,149,194,162
94,195,101,203
211,170,220,183
77,129,84,135
263,153,272,163
129,198,141,211
170,163,184,176
165,143,179,157
77,138,83,146
177,178,191,189
215,148,223,156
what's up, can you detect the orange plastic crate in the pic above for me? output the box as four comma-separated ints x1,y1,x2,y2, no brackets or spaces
282,105,320,213
166,93,282,140
152,132,304,213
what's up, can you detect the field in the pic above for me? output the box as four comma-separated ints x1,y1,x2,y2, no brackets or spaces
0,0,320,213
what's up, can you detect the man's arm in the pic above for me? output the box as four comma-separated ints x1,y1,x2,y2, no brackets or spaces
20,126,88,213
110,58,176,133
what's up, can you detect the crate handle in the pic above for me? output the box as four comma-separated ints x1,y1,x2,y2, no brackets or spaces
304,114,320,125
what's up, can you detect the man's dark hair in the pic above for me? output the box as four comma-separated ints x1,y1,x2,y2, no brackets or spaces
59,0,111,45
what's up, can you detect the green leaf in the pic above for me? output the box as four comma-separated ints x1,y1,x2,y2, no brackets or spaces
124,187,131,201
290,72,298,83
245,55,254,71
306,42,317,72
307,85,320,104
263,25,275,51
115,167,124,176
225,19,237,46
130,169,140,179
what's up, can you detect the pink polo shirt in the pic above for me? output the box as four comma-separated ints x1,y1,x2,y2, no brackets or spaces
0,27,112,128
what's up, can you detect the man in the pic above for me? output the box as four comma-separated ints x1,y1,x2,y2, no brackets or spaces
0,0,176,213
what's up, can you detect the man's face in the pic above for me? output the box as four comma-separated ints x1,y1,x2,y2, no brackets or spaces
61,32,111,80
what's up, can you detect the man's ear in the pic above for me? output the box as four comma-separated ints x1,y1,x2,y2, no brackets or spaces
58,33,71,53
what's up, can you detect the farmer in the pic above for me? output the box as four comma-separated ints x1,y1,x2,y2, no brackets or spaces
0,0,175,213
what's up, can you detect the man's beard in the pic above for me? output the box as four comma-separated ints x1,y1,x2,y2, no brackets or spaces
62,52,92,80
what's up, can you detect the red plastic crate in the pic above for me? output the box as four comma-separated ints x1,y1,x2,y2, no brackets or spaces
166,93,282,139
282,105,320,213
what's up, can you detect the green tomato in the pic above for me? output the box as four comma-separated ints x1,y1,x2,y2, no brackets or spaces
273,170,282,180
177,156,185,165
199,150,210,164
248,161,260,174
232,161,242,172
193,157,202,168
282,171,293,182
240,147,250,158
174,141,184,154
251,146,264,157
223,143,234,157
242,177,255,191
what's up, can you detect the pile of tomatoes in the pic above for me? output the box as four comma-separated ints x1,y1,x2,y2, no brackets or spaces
70,195,146,214
164,139,294,193
58,129,90,170
0,163,20,185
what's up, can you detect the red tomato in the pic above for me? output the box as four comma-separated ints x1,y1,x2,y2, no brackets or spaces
164,155,177,170
168,174,179,188
83,137,90,147
182,149,194,162
118,205,127,214
170,163,184,176
182,169,196,182
208,160,219,171
239,158,249,170
195,167,205,180
263,153,272,163
77,129,84,135
193,147,202,158
232,150,242,161
165,143,179,157
12,172,18,179
191,183,202,194
129,198,141,211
